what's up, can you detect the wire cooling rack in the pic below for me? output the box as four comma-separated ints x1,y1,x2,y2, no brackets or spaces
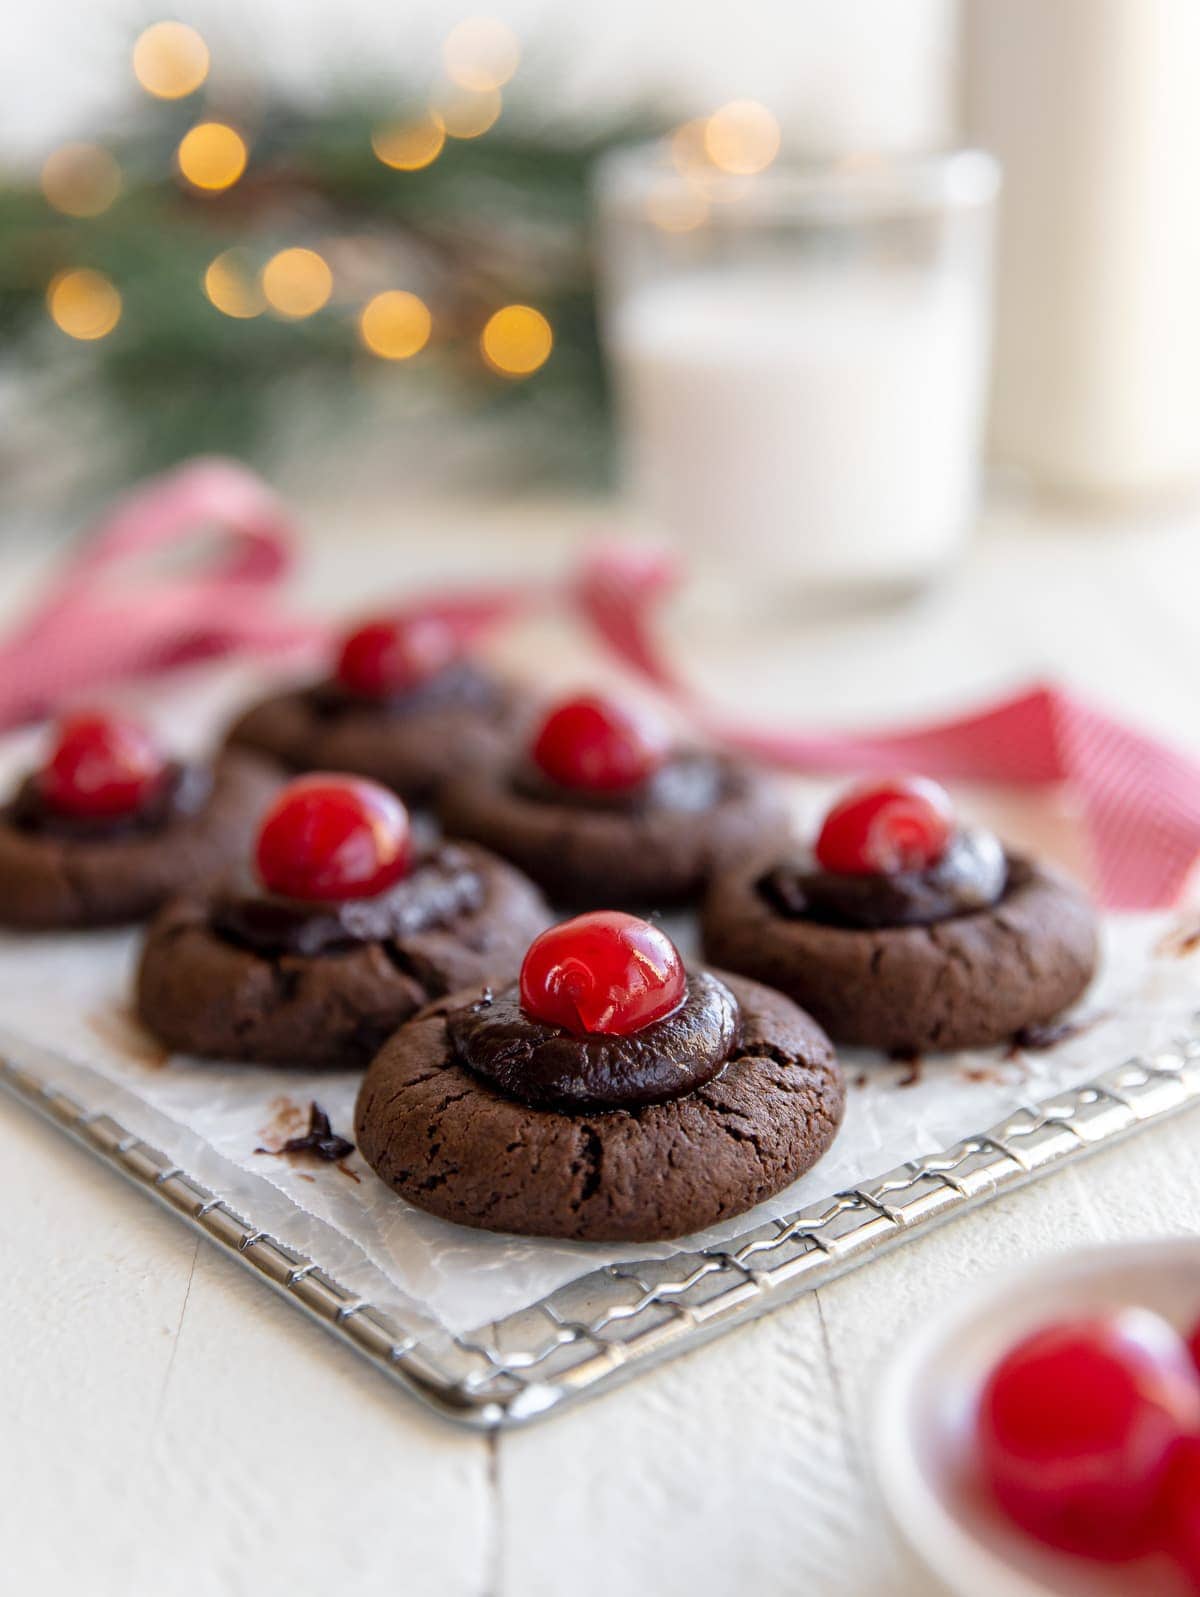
5,1022,1200,1428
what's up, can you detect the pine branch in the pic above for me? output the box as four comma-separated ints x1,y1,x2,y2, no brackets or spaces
1,92,668,492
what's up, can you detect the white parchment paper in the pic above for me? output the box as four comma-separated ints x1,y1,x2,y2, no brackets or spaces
3,912,1198,1338
1,669,1197,1340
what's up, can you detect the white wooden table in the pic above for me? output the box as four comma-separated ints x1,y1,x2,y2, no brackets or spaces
4,491,1200,1597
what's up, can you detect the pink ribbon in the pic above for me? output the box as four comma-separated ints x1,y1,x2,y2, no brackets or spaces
574,547,1200,909
3,460,1199,910
0,458,320,729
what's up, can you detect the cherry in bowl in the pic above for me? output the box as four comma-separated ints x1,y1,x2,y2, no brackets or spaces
815,775,955,876
530,694,669,795
1188,1319,1200,1377
255,774,412,902
519,910,686,1036
873,1241,1200,1597
38,711,169,820
1156,1437,1200,1590
977,1309,1200,1563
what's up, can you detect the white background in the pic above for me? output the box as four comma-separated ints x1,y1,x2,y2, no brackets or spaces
2,0,957,159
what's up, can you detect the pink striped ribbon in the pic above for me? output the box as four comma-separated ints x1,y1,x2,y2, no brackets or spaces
0,458,319,728
573,546,1200,909
2,459,1198,910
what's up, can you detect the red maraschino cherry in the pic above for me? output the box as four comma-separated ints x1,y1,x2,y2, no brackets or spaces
814,776,955,876
38,711,168,819
1188,1314,1200,1377
531,694,669,793
335,613,458,699
519,911,687,1036
977,1309,1200,1562
1155,1435,1200,1589
255,774,412,901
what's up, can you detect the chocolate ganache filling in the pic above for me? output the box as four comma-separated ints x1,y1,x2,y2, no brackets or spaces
448,968,739,1112
511,751,727,815
6,762,211,843
212,844,485,957
306,659,503,720
761,827,1010,930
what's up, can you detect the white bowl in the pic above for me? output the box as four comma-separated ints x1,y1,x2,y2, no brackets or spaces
872,1238,1200,1597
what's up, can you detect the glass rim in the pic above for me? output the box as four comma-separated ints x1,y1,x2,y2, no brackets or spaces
594,142,1001,221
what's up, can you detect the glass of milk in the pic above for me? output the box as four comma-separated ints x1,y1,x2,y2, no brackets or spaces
596,146,1000,604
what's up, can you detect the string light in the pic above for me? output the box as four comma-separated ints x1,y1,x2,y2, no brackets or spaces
176,123,247,191
443,17,520,92
431,83,502,139
371,117,445,172
41,144,122,217
670,119,710,172
204,250,264,318
132,21,209,100
645,186,708,233
359,291,432,359
480,304,552,377
703,101,781,175
47,269,122,341
261,248,333,318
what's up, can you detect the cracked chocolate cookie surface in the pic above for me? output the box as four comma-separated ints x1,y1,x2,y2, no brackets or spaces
134,842,550,1067
225,665,527,805
437,752,792,910
354,971,844,1242
702,853,1098,1054
0,750,278,930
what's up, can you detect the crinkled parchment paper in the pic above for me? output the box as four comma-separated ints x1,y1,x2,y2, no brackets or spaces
1,669,1197,1339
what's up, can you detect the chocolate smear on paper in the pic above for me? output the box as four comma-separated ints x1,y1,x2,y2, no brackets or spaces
256,1101,354,1163
1156,918,1200,959
87,1002,170,1070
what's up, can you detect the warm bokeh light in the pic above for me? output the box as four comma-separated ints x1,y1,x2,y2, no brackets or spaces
132,21,210,100
835,150,890,176
670,119,710,172
203,250,265,319
443,17,520,92
645,185,709,233
359,290,432,359
480,304,552,376
47,269,122,341
41,144,122,217
176,122,247,191
703,101,781,175
431,83,502,139
261,248,333,318
371,117,445,172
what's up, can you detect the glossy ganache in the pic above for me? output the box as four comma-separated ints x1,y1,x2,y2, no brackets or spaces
306,659,504,721
446,910,741,1113
449,969,740,1112
510,750,726,815
212,845,485,957
7,762,211,842
761,827,1011,930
